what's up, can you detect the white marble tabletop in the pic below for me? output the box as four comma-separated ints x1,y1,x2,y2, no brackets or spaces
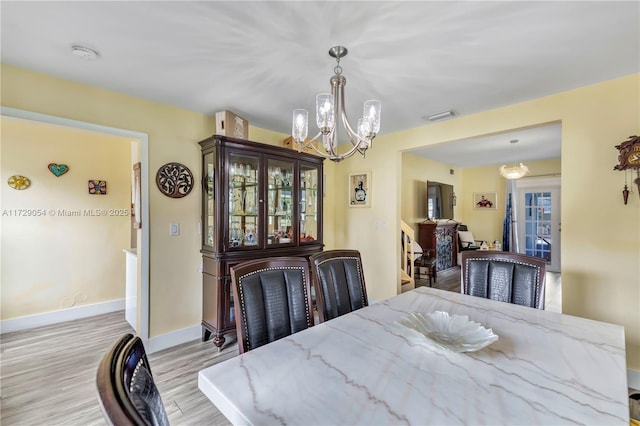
198,286,629,425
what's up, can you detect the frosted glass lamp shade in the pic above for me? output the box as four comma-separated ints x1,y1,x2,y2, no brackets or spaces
499,163,530,179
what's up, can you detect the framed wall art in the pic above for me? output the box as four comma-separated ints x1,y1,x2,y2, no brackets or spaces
349,172,371,207
88,180,107,195
473,192,497,210
155,162,194,198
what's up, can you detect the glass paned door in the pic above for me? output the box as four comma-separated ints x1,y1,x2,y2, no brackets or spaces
300,164,319,243
267,158,294,245
227,152,259,249
518,184,561,272
203,151,216,247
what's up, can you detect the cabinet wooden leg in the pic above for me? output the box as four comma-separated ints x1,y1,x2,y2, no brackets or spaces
213,334,226,351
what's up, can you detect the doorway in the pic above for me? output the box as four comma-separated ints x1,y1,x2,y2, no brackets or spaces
516,177,561,272
0,106,150,341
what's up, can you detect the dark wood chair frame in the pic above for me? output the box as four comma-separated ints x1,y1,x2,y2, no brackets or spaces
309,249,369,324
230,256,314,354
460,251,546,309
96,333,167,426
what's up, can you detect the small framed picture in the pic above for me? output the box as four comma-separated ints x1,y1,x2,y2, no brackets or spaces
473,192,497,210
349,172,370,207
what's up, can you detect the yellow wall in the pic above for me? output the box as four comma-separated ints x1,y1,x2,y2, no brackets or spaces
400,152,463,234
1,116,131,318
338,74,639,370
0,64,333,338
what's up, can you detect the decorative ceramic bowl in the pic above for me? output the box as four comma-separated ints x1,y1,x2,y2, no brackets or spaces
397,311,498,352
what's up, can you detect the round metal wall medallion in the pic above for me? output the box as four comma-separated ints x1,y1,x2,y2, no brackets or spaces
156,162,194,198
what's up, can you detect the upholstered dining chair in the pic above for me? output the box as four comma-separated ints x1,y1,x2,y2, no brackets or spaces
230,256,314,353
309,249,369,323
460,251,546,309
96,333,170,426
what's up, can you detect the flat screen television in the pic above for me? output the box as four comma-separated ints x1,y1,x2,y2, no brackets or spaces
427,181,455,220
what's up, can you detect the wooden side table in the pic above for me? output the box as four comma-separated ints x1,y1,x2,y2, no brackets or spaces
415,256,437,287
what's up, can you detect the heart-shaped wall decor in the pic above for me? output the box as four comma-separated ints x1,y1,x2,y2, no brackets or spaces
48,163,69,177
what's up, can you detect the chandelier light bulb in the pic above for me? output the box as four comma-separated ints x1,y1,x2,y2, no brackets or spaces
363,100,381,134
292,109,308,143
316,93,334,132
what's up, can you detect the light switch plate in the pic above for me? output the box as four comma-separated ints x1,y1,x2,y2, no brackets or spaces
170,223,180,236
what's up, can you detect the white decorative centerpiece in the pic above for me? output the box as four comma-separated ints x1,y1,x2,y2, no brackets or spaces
398,311,498,352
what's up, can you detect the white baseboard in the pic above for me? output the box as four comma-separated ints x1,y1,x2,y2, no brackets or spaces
146,324,201,354
0,299,125,334
629,368,640,390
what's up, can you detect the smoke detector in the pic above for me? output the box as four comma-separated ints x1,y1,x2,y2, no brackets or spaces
71,45,99,60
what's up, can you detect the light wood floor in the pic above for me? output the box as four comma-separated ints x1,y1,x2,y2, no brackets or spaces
415,266,462,293
0,311,235,425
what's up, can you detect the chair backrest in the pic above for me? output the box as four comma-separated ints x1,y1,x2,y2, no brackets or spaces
461,251,546,309
309,249,368,323
230,256,313,353
96,333,170,426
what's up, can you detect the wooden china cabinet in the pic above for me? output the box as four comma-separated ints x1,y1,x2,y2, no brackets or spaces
199,135,324,349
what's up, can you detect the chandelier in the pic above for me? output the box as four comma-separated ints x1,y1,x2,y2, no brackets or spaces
499,139,529,179
291,46,381,163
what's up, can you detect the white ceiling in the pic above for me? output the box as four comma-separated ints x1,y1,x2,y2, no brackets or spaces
409,123,562,168
1,1,638,166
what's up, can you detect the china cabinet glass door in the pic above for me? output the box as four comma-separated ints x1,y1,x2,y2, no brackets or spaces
203,150,216,248
227,152,260,249
267,158,294,245
299,164,319,243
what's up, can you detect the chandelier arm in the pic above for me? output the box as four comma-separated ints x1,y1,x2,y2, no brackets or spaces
318,143,364,162
296,131,322,152
337,83,376,156
298,130,343,159
335,78,371,149
302,130,362,162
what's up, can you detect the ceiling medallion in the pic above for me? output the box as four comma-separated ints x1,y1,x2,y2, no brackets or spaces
291,46,381,163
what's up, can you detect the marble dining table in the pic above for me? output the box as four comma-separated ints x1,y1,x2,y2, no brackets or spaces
198,286,629,425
